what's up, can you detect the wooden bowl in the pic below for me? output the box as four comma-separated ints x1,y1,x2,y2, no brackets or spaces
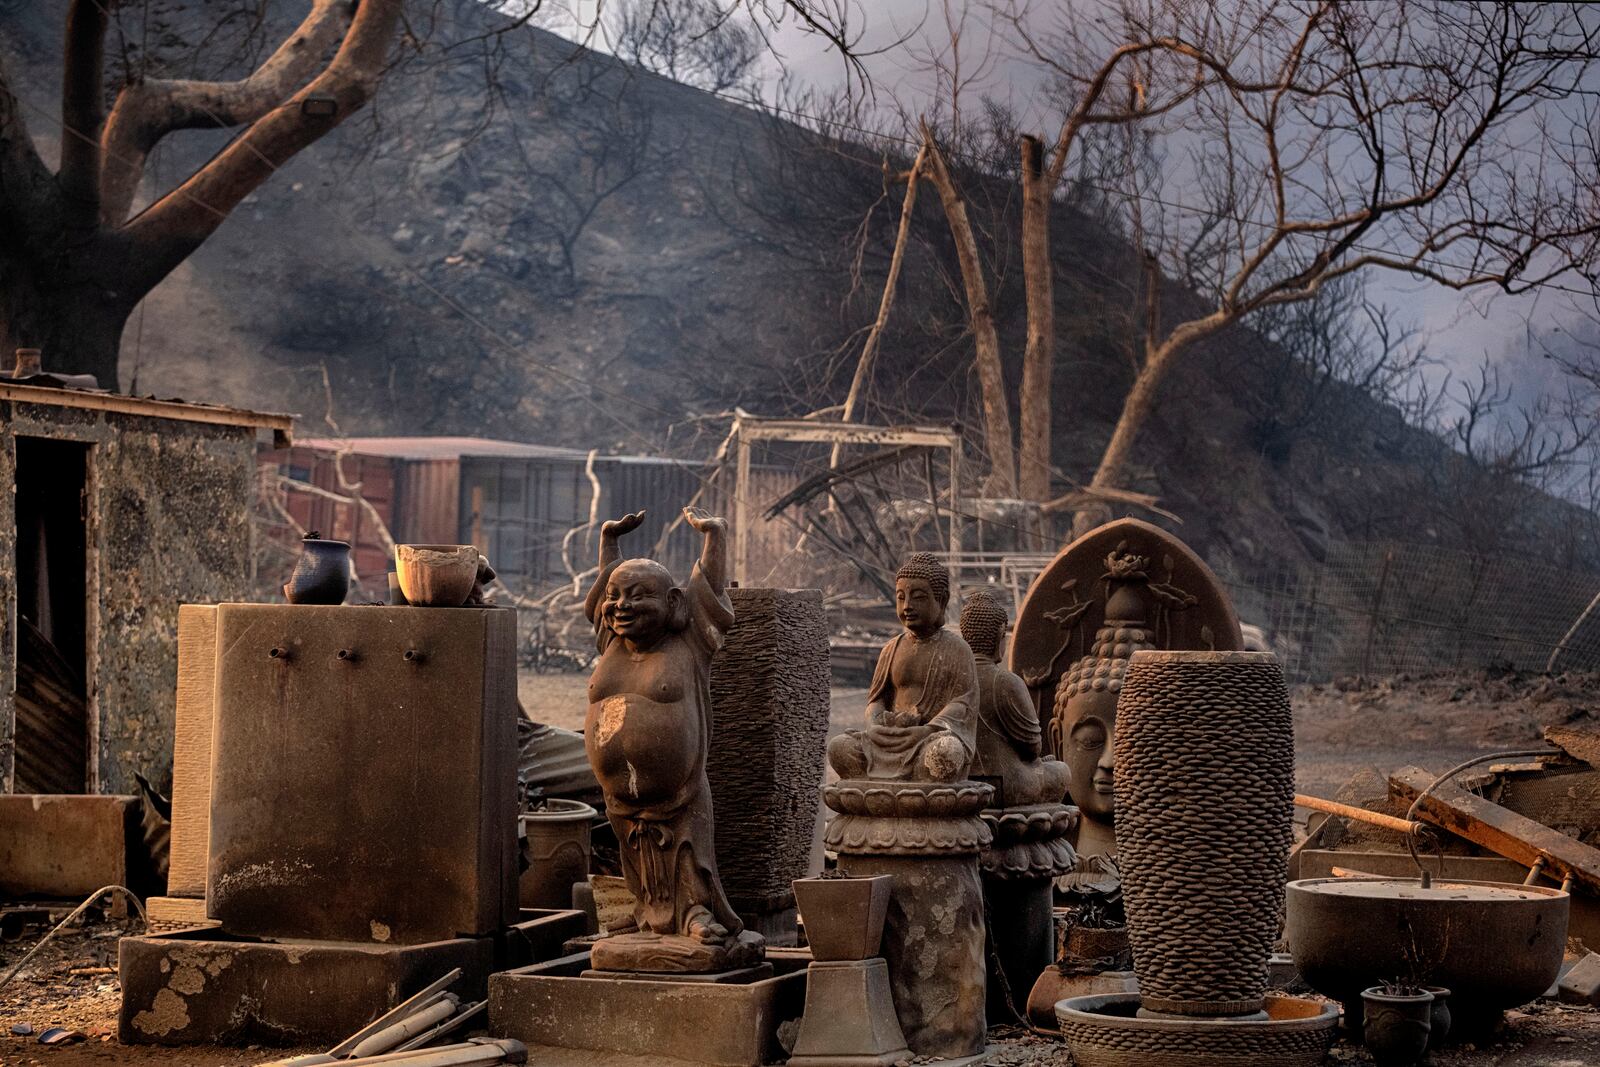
395,544,479,607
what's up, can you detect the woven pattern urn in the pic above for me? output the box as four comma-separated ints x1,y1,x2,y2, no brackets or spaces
1114,649,1294,1018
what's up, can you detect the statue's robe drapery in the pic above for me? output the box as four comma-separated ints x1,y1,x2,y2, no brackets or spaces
970,654,1070,806
855,628,979,779
583,560,741,939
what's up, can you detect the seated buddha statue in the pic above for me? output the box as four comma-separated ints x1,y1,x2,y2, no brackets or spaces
958,590,1071,807
827,552,978,783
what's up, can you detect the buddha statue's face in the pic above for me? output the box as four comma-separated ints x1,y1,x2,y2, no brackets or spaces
1065,703,1116,821
603,561,675,641
895,577,944,635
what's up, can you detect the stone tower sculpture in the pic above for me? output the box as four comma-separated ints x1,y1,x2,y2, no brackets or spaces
823,552,990,1064
582,507,763,973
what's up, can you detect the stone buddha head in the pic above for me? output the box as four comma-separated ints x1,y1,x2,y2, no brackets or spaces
958,590,1007,660
601,559,689,644
895,552,950,637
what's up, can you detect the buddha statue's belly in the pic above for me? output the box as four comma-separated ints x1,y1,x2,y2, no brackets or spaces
585,693,703,807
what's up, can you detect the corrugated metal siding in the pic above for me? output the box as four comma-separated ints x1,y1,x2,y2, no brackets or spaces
260,447,399,581
460,455,707,595
394,460,460,545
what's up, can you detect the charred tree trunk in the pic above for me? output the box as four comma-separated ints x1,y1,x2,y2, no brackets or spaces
1018,135,1054,509
924,132,1018,499
0,0,397,391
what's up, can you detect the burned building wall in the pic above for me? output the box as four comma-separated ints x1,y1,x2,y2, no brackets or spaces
1,397,256,796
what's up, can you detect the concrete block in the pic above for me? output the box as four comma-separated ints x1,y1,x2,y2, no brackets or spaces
166,605,217,899
489,951,806,1066
118,927,493,1046
206,604,518,944
0,794,137,898
1559,951,1600,1006
707,587,830,939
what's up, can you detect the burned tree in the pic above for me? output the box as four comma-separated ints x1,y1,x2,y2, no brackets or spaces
0,0,402,389
996,0,1600,530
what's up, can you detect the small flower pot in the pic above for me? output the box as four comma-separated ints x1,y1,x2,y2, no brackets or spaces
395,544,479,607
283,535,350,605
794,874,894,961
1361,986,1433,1067
1420,985,1451,1049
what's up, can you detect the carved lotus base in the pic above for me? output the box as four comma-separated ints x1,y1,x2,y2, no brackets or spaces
822,780,994,857
980,802,1080,880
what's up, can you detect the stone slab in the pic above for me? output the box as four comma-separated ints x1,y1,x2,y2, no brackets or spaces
1560,952,1600,1006
207,604,517,944
118,928,493,1046
0,794,137,898
167,605,216,900
489,951,806,1067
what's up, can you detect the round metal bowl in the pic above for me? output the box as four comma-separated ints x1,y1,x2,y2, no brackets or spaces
1285,877,1568,1019
1056,992,1338,1067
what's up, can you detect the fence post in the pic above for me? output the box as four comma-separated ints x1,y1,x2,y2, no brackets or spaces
1360,548,1395,679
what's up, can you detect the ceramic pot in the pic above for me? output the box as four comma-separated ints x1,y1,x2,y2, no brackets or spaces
1361,987,1433,1066
283,535,350,605
1115,650,1295,1018
395,544,479,607
519,799,596,910
794,874,894,961
1421,985,1451,1049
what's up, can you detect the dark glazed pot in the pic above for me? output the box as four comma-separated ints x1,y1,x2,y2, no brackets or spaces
283,534,350,605
1421,985,1451,1049
794,874,894,961
1361,987,1433,1066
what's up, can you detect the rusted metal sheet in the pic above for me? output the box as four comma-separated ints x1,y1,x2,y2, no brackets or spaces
394,460,460,545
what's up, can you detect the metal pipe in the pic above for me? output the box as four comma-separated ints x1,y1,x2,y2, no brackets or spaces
335,1039,527,1066
326,968,463,1057
1294,794,1422,835
393,1000,486,1053
352,995,460,1057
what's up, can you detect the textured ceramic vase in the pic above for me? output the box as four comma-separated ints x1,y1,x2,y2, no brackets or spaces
1114,650,1294,1019
283,535,350,605
395,544,479,607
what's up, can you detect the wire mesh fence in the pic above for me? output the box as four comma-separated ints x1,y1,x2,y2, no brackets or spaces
1215,542,1600,683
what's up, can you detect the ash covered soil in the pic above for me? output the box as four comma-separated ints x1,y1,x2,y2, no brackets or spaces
3,668,1597,1066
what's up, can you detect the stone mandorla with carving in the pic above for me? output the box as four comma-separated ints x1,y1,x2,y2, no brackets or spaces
582,507,763,973
827,552,979,784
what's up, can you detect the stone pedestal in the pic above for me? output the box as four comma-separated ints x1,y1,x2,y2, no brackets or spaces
788,958,912,1067
207,604,518,944
823,779,992,1062
707,588,831,944
979,802,1078,1022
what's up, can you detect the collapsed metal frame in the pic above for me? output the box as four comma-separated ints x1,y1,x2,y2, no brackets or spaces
727,415,964,589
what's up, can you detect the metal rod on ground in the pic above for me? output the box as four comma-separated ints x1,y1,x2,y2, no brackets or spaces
324,968,464,1058
1293,794,1422,835
265,1038,527,1067
0,886,146,996
393,1001,487,1053
352,994,461,1057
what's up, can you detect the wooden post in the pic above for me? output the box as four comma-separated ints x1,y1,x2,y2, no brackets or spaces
948,437,963,615
1360,548,1395,679
734,426,752,587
